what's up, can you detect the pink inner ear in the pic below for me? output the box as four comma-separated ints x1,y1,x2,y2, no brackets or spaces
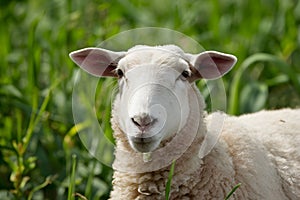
70,48,122,77
195,52,236,79
81,54,112,75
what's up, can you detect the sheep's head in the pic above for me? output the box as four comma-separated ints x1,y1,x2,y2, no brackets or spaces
70,45,236,153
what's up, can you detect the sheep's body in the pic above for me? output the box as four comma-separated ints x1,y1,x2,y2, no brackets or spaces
69,45,300,199
110,85,300,200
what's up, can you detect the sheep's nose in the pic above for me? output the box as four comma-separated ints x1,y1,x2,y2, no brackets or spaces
131,114,155,131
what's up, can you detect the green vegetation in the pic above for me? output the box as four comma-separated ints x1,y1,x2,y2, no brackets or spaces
165,160,176,200
225,183,241,200
0,0,299,199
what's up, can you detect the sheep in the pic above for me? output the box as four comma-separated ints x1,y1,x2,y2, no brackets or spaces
69,45,300,200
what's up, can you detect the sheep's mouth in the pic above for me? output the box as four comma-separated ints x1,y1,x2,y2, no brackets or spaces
128,135,160,153
130,135,155,143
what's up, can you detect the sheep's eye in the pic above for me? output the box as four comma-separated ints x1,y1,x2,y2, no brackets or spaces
116,69,124,78
181,70,190,79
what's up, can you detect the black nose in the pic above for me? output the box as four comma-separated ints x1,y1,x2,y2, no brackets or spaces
131,114,155,131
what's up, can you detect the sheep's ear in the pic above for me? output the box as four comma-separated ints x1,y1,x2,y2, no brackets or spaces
69,47,126,77
189,51,237,81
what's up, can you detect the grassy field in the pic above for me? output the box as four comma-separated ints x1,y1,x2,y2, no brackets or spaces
0,0,299,199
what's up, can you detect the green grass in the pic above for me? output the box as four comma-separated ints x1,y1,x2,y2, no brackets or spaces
225,183,241,200
0,0,299,199
165,160,176,200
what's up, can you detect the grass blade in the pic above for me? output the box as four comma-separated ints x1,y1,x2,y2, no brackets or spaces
84,159,96,199
68,154,77,200
225,183,241,200
165,160,176,200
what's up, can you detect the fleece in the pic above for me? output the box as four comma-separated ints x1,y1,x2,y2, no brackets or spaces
109,85,300,200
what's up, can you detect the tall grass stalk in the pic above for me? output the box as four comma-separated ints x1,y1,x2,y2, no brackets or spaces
68,154,77,200
22,89,50,151
165,160,176,200
84,159,97,199
8,80,59,198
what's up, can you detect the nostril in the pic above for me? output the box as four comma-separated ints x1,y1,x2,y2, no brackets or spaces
131,114,155,130
131,118,141,127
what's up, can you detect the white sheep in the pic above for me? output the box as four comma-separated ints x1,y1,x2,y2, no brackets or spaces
70,45,300,199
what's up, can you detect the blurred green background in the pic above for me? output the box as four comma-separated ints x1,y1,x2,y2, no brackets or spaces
0,0,299,199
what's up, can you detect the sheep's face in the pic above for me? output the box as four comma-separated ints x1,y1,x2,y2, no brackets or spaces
115,49,191,152
69,45,237,153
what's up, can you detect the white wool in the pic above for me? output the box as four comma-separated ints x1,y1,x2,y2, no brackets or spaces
110,107,300,199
